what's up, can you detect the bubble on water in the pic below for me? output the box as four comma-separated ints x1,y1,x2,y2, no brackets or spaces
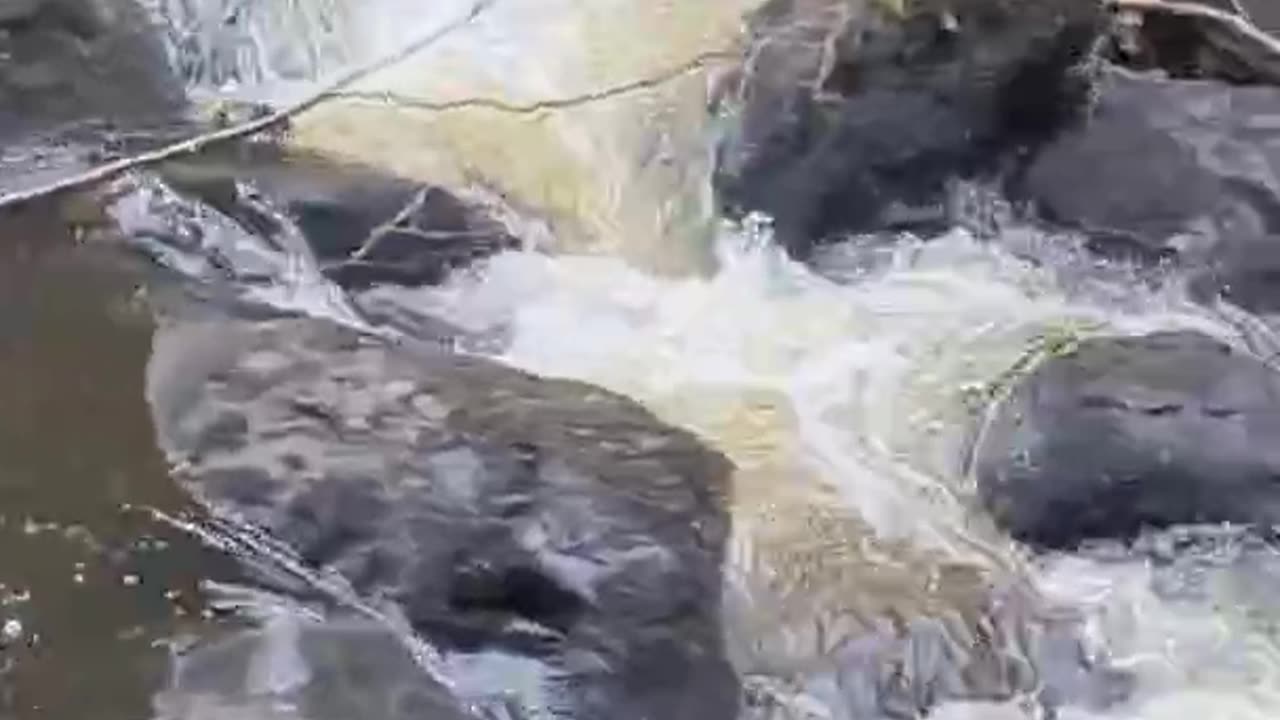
2,619,23,645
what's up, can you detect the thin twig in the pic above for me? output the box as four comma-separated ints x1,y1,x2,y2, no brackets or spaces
0,0,497,211
350,186,507,260
1109,0,1280,58
327,49,738,115
351,187,430,260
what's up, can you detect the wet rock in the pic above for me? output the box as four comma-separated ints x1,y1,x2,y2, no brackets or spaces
143,310,738,720
0,0,188,202
1015,72,1219,253
974,330,1280,550
714,0,1104,257
159,152,522,291
1016,68,1280,313
0,0,183,139
155,614,473,720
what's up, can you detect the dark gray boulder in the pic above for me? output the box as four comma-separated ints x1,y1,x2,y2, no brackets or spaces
974,330,1280,550
713,0,1105,258
714,0,1280,298
0,0,188,201
1015,72,1222,256
1015,68,1280,313
159,151,522,291
143,308,739,720
0,0,183,138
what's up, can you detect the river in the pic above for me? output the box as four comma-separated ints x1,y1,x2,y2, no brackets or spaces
6,0,1280,718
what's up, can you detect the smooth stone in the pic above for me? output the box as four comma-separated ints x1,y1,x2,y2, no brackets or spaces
974,330,1280,550
1017,69,1280,314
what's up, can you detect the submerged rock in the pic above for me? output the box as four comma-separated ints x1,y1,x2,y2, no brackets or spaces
974,330,1280,550
741,579,1132,720
143,310,738,720
714,0,1104,257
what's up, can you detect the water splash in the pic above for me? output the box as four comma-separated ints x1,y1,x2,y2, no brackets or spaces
388,218,1274,714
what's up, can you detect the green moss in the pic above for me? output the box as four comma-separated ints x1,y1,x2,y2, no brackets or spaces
961,321,1101,412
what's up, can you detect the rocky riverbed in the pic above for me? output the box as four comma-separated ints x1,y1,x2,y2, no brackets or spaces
8,0,1280,718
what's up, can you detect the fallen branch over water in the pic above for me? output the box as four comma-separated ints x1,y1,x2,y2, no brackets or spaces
328,49,738,115
0,0,497,211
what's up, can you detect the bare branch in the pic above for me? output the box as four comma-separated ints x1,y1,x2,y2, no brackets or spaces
351,187,430,260
350,185,514,260
0,0,497,211
326,49,739,115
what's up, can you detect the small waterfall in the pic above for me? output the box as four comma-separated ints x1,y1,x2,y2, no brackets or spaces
145,0,766,276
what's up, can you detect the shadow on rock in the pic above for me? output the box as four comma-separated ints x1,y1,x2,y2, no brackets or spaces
142,306,739,720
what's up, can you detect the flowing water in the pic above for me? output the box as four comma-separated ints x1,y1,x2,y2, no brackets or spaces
10,0,1280,718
